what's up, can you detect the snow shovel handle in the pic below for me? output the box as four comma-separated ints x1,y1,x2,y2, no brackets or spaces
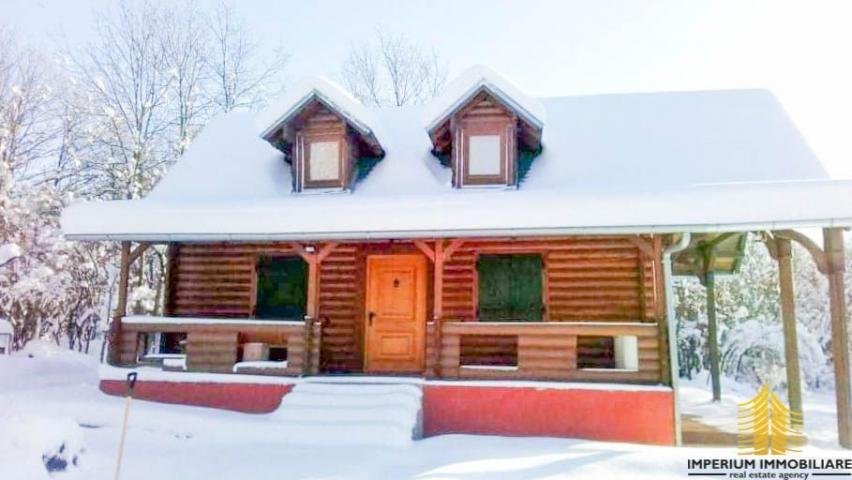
125,372,138,396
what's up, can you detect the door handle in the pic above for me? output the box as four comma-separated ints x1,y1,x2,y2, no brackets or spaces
368,312,376,326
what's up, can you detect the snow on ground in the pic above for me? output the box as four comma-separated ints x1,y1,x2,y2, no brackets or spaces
0,344,849,480
680,371,841,449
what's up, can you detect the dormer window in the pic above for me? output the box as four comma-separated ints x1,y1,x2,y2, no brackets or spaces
259,77,385,193
461,120,515,186
467,135,501,176
425,67,544,189
303,137,344,188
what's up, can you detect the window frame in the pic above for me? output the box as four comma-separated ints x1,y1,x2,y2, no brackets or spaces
251,255,309,321
300,133,346,190
474,253,546,322
461,122,511,186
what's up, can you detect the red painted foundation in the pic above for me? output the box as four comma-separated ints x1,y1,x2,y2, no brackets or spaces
100,380,292,413
422,385,675,445
100,379,674,444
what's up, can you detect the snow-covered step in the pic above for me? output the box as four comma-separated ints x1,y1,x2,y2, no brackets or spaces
271,382,423,447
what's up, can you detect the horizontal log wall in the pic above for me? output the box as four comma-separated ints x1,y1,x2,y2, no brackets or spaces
440,237,658,323
160,236,663,378
120,321,306,375
441,322,662,383
440,237,660,370
318,244,362,372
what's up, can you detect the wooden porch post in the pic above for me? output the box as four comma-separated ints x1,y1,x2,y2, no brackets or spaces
700,246,722,402
825,227,852,448
297,242,337,375
771,237,804,423
704,269,722,402
108,241,132,365
433,240,445,377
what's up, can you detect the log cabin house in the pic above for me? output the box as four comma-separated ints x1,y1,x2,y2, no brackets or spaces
61,66,852,446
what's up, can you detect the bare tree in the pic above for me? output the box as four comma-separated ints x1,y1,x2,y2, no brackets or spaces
163,1,212,155
68,0,173,200
206,2,289,112
0,27,56,179
342,31,448,107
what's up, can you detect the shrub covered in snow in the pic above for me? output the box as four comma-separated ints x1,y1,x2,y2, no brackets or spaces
675,240,844,392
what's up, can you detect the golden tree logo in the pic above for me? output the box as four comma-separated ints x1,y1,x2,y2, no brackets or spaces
738,384,803,455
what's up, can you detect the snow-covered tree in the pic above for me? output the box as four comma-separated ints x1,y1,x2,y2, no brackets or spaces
675,238,847,392
0,1,288,352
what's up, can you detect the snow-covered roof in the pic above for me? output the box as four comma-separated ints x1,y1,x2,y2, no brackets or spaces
0,318,12,336
423,65,545,133
61,85,852,241
257,75,385,147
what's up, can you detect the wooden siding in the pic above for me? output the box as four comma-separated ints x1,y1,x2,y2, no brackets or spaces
451,92,517,187
318,244,363,372
294,102,350,191
120,320,307,375
160,236,665,380
438,237,660,323
440,321,662,383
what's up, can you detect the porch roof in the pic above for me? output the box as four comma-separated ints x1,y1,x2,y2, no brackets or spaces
62,88,852,241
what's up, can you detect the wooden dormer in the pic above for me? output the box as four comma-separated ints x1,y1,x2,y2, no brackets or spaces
428,87,543,189
261,91,384,193
291,101,351,191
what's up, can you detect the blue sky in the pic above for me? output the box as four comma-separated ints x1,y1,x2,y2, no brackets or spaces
4,0,852,177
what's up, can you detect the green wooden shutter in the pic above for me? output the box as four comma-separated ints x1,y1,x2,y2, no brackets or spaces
477,254,543,322
510,254,543,321
255,257,308,320
478,255,513,321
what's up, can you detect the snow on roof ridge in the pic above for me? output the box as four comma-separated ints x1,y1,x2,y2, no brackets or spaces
256,75,386,145
422,65,546,133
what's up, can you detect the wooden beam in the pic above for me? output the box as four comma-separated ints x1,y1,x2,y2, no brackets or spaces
432,240,445,376
128,242,151,265
626,235,655,259
296,242,338,375
775,229,829,274
704,232,738,250
705,269,722,402
108,242,132,365
774,237,803,425
444,238,465,260
652,236,672,386
413,240,436,263
824,227,852,448
316,242,339,263
699,245,722,402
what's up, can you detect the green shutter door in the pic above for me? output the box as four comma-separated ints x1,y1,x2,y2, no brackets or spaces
478,255,513,321
510,255,543,321
255,257,308,320
477,254,543,322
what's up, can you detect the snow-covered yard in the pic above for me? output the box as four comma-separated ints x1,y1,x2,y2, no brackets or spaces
0,344,848,480
680,372,842,450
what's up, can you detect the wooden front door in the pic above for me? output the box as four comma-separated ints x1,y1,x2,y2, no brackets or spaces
365,255,427,373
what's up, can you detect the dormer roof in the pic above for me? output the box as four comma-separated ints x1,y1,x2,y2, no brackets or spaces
258,76,385,157
424,66,545,160
423,66,546,137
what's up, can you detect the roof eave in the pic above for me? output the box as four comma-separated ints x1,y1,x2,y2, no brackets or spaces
63,217,852,243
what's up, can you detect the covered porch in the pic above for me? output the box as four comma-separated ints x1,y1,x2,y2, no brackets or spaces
99,224,852,448
108,235,667,386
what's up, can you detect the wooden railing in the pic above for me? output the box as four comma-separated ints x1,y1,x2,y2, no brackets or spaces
117,315,319,375
439,321,662,383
